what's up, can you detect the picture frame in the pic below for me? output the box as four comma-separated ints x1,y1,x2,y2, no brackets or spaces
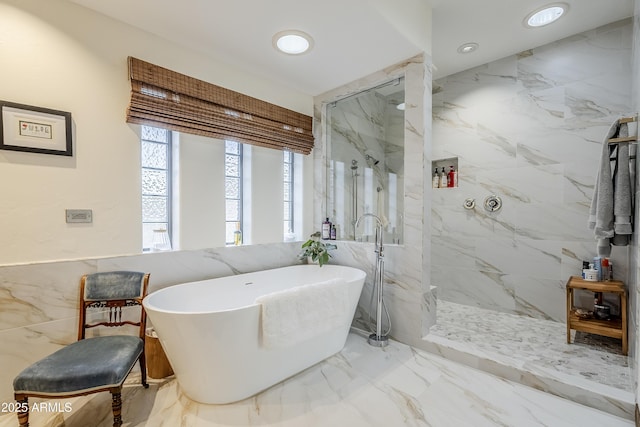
0,101,72,156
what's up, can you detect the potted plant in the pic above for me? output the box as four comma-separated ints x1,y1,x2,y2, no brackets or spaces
298,232,337,267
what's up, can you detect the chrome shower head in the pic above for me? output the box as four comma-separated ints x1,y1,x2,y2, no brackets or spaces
365,154,380,166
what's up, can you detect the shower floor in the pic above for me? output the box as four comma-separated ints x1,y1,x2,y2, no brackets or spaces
422,300,634,418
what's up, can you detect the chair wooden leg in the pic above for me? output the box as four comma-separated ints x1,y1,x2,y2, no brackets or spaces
139,352,149,388
110,388,123,427
15,395,29,427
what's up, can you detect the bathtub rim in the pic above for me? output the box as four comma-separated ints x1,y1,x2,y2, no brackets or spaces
143,264,366,316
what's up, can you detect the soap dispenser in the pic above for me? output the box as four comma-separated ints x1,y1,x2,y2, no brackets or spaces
439,167,447,188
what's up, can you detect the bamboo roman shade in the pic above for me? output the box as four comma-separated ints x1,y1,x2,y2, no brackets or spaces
126,57,314,155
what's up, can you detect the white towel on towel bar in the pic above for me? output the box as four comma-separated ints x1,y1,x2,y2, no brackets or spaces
256,278,350,349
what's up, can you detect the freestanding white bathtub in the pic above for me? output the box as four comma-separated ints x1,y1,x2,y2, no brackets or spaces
143,264,365,404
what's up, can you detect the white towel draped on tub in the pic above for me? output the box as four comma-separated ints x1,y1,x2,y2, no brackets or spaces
256,279,350,349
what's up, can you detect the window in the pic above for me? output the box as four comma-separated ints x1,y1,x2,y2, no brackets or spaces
141,125,172,251
225,141,243,245
283,150,294,239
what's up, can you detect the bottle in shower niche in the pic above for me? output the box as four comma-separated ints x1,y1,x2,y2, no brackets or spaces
322,217,332,240
447,166,458,188
432,168,439,188
330,224,337,240
439,167,448,188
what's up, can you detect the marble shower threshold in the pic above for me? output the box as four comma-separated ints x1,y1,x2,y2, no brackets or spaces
421,300,634,420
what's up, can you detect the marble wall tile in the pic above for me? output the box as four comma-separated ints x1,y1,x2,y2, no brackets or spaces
0,260,97,331
564,160,600,203
0,317,78,403
432,266,517,313
515,202,593,241
476,238,562,279
431,235,477,270
508,276,566,321
432,203,517,240
329,240,424,345
432,19,634,326
97,243,302,290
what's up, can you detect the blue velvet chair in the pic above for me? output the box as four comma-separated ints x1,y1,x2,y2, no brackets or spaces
13,271,150,427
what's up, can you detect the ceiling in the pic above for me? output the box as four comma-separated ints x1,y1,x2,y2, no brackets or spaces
68,0,634,96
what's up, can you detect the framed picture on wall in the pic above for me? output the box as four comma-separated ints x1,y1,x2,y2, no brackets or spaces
0,101,72,156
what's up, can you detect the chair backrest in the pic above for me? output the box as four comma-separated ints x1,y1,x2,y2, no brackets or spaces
78,271,150,341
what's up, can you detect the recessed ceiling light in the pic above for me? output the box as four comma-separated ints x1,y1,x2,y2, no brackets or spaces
524,3,568,28
272,30,314,55
457,42,479,54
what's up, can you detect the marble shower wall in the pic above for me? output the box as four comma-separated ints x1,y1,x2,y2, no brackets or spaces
314,54,434,347
0,243,302,404
432,19,634,322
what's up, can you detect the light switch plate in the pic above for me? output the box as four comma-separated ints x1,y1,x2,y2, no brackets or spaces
66,209,92,223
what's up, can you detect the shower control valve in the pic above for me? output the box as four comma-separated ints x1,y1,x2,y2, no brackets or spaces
483,195,502,212
463,198,475,210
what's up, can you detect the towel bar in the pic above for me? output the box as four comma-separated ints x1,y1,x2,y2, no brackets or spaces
608,136,636,144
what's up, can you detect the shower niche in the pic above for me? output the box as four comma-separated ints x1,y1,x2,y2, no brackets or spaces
432,157,459,189
325,77,405,244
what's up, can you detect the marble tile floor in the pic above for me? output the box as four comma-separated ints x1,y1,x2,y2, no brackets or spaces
0,332,633,427
422,301,634,419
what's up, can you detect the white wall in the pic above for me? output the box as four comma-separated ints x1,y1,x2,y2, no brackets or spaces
176,134,225,250
0,0,313,265
249,146,284,244
302,152,316,240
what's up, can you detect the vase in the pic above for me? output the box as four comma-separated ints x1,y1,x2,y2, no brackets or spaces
152,228,172,251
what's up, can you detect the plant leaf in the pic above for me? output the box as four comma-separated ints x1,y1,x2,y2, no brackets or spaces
319,252,329,266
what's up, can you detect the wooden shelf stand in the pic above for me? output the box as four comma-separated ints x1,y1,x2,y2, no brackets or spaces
566,276,627,355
